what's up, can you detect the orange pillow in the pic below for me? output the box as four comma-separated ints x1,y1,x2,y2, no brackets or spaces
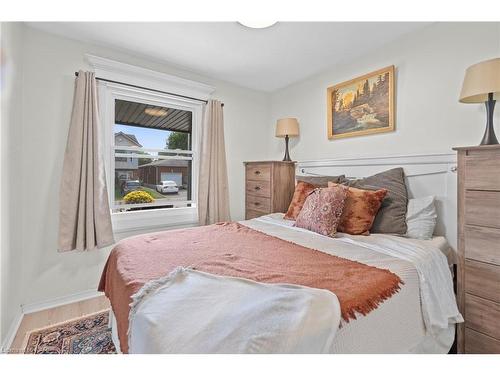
284,181,316,220
328,182,387,235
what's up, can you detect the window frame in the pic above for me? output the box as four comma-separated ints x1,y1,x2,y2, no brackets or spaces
98,82,204,234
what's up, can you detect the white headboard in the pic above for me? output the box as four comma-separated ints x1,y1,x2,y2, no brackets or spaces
297,153,458,250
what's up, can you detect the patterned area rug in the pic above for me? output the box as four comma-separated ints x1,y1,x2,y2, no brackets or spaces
24,310,116,354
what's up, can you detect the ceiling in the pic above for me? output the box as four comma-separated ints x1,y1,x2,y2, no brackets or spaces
27,22,431,92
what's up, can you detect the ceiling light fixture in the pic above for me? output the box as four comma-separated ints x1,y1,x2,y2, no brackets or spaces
237,21,278,29
144,107,168,117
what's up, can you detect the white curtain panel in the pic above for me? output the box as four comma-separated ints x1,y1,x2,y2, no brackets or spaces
198,100,230,225
58,71,114,252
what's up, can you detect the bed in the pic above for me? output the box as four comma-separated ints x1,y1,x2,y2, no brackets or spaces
99,153,463,354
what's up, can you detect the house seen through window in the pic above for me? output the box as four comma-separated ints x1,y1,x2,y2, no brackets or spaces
113,99,193,213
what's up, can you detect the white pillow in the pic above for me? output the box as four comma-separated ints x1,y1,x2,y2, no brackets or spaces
406,196,437,240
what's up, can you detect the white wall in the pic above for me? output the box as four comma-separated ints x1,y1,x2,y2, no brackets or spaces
1,22,24,346
269,23,500,161
14,24,270,309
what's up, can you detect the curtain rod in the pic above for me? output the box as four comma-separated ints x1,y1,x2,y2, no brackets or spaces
74,72,223,107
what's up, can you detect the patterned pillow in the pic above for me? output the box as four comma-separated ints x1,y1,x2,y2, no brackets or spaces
284,181,316,220
329,182,387,235
294,185,348,237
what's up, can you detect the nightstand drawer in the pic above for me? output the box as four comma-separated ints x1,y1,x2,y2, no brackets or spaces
465,260,500,303
465,190,500,228
245,209,265,220
465,328,500,353
246,180,271,198
465,294,500,339
246,164,271,181
465,150,500,190
465,226,500,265
246,194,271,213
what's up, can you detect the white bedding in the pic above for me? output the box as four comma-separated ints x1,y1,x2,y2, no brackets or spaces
120,213,462,354
128,267,341,354
243,213,463,353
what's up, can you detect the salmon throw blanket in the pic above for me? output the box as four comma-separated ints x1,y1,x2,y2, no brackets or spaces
98,222,402,353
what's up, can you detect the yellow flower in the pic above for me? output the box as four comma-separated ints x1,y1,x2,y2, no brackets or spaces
123,190,154,204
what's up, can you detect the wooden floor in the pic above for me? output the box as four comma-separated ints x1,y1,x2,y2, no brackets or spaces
9,295,109,353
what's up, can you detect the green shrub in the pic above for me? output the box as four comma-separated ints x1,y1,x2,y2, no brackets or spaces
123,190,154,204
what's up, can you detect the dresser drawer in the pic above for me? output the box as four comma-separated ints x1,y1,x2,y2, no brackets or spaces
465,190,500,228
465,226,500,265
465,150,500,190
465,260,500,303
245,209,266,220
246,180,271,198
246,164,271,181
465,328,500,353
246,194,271,213
465,294,500,339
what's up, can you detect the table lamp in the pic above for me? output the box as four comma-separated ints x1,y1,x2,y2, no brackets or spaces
459,57,500,145
275,118,299,161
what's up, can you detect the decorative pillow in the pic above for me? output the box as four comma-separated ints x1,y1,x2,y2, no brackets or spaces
296,175,345,188
406,196,437,240
284,175,345,220
329,182,387,235
341,168,408,235
294,185,348,237
284,181,316,220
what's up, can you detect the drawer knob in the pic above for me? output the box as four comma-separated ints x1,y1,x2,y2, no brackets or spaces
254,186,261,191
254,202,260,206
255,170,261,175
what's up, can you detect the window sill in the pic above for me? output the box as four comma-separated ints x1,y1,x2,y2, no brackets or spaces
111,206,198,235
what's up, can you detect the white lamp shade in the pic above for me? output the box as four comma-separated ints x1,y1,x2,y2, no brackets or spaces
275,118,299,138
459,57,500,103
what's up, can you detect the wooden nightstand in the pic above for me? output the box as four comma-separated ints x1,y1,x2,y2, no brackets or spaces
454,145,500,353
244,161,296,220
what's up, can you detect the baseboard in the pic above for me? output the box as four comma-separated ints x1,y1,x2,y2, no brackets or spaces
1,310,23,353
21,289,104,315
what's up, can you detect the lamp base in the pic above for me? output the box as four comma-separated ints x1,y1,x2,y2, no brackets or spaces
480,93,498,145
282,135,292,161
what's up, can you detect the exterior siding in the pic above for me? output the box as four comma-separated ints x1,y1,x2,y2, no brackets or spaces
114,132,142,182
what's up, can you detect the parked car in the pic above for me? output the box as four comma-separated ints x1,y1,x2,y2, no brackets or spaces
156,180,179,194
121,180,142,195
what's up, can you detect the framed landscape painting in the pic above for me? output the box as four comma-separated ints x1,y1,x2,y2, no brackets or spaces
327,65,395,140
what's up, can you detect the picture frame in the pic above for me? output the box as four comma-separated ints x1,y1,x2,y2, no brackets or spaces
327,65,395,140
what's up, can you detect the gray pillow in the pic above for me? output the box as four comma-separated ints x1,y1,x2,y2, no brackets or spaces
342,168,408,235
296,175,345,187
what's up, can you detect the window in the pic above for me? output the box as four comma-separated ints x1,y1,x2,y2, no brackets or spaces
98,82,207,233
91,54,214,233
112,99,194,213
